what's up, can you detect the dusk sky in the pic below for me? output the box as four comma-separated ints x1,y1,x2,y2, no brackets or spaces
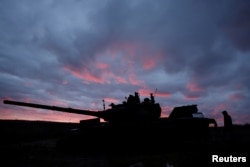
1,0,250,126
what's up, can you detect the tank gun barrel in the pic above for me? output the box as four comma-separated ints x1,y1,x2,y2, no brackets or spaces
3,100,102,117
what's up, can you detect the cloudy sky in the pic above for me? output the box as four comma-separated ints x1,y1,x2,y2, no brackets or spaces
1,0,250,126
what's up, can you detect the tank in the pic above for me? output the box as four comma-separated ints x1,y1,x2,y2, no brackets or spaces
3,92,217,154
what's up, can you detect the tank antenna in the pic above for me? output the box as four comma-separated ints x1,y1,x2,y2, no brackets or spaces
102,99,105,111
154,88,157,97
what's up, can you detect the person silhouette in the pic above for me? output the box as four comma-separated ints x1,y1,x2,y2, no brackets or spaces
134,92,140,104
222,110,233,140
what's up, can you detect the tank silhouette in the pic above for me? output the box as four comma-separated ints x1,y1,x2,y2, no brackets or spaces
3,92,217,154
3,92,161,124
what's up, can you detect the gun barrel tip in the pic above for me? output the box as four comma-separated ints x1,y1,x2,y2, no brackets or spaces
3,100,9,104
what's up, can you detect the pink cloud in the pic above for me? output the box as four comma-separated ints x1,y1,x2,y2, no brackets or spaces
64,66,105,84
228,92,245,101
138,89,156,97
104,97,119,104
95,62,109,70
142,52,163,70
128,73,145,86
142,57,156,70
83,72,105,84
62,80,68,85
114,76,127,84
138,89,172,98
64,65,131,85
161,105,173,117
183,95,200,100
63,40,165,87
155,92,172,98
110,41,163,70
186,82,204,92
111,42,137,58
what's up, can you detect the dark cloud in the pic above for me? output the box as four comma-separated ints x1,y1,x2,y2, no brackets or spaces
218,0,250,51
0,0,249,125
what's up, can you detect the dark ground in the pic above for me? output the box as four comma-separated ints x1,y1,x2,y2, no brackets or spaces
0,120,249,167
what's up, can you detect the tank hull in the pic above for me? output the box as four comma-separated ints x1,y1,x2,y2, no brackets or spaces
56,117,213,155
